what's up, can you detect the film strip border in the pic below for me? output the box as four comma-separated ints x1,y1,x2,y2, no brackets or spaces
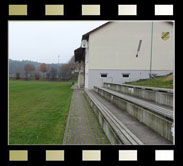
1,1,178,166
8,4,174,16
7,149,175,162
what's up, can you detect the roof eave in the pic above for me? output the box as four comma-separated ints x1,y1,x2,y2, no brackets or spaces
82,22,111,41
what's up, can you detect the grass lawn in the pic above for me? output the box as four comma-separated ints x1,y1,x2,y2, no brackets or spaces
126,74,173,89
9,80,73,145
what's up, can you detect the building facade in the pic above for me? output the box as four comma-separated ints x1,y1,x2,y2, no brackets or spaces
75,21,174,89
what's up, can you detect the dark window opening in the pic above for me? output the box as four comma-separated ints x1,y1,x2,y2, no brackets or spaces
122,74,130,78
101,74,108,78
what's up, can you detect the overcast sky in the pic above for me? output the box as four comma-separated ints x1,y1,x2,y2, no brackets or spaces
9,21,107,64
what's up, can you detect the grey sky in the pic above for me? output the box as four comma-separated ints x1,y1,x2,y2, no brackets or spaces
9,21,107,64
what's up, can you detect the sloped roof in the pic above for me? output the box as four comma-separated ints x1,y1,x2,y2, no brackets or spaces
82,21,173,40
82,22,111,40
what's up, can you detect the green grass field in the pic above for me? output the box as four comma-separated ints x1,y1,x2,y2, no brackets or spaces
126,74,173,89
9,80,73,145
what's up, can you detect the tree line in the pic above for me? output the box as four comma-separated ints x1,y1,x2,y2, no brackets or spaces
14,56,76,81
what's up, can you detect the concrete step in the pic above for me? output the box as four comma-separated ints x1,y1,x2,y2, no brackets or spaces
85,90,144,145
85,90,172,145
103,83,173,108
97,86,173,120
93,86,174,142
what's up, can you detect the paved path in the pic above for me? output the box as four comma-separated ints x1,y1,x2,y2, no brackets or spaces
63,89,110,145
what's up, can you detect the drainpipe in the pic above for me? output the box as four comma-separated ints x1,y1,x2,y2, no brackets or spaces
149,21,154,78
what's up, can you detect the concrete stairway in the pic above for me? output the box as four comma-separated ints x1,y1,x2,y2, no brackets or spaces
84,85,173,145
94,87,173,120
85,90,144,145
103,83,173,108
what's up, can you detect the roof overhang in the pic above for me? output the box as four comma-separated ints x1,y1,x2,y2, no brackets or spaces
74,47,85,62
82,22,111,41
81,21,173,41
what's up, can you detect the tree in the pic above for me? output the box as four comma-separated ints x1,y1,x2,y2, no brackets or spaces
60,64,72,80
15,71,20,80
49,67,57,80
46,72,50,80
34,71,40,80
60,56,75,80
40,63,48,78
24,64,35,80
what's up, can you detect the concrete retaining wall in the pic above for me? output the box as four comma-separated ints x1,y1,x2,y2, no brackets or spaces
94,87,173,142
103,83,173,108
86,69,172,89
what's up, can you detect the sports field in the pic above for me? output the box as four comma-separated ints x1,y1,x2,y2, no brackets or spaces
9,80,73,145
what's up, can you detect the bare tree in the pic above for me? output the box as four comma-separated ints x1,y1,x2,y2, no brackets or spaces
40,63,48,78
15,71,20,80
24,64,35,80
60,56,75,80
60,64,71,80
49,67,57,80
46,72,50,80
34,71,40,80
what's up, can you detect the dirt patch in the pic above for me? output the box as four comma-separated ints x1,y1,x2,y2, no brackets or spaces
162,74,173,82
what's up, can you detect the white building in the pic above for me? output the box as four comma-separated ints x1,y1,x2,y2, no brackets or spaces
75,21,174,89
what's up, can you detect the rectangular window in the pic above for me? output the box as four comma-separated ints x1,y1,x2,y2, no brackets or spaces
101,73,108,78
122,73,130,78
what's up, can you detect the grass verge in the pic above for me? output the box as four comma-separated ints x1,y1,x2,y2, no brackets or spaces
126,74,173,89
